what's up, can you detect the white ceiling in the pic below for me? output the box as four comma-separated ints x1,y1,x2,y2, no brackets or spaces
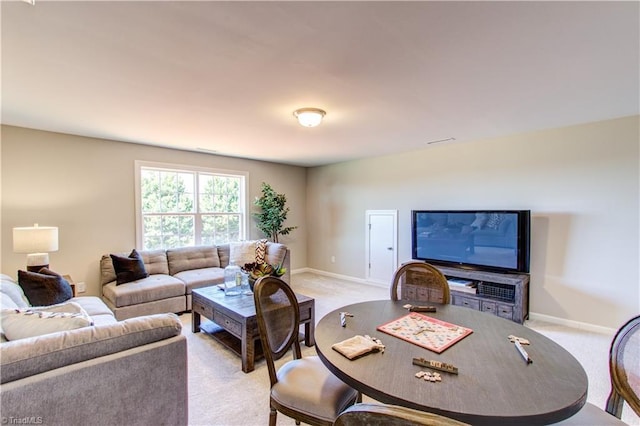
2,1,638,167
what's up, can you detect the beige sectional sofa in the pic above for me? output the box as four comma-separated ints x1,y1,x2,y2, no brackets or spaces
101,241,289,320
0,274,188,426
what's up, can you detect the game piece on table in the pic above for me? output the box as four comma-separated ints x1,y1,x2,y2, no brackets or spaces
404,304,437,312
362,335,385,353
413,326,434,335
508,334,530,345
415,370,443,383
412,357,459,374
409,305,437,313
340,311,354,327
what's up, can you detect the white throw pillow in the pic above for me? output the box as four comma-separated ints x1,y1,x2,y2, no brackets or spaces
29,301,86,314
229,241,257,266
1,302,93,341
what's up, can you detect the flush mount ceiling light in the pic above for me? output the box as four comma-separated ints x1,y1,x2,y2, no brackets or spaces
293,108,326,127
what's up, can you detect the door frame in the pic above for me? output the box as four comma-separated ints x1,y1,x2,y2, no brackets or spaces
365,209,398,284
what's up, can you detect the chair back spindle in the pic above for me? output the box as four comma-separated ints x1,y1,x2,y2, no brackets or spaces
254,277,301,386
391,261,450,304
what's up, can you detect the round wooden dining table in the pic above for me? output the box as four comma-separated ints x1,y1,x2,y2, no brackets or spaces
315,300,588,425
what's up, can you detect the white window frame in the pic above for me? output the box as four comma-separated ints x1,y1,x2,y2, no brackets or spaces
134,160,249,249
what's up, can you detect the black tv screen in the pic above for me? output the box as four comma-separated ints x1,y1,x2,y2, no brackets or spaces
411,210,530,273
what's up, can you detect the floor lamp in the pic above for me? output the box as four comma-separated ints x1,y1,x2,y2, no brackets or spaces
13,224,59,272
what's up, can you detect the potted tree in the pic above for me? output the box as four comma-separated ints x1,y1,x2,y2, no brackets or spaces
253,182,297,243
244,183,296,290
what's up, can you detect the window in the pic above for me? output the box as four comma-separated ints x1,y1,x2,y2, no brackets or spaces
135,161,248,250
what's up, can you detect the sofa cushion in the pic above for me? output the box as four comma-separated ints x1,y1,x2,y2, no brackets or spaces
167,246,220,275
0,275,30,310
17,300,87,314
266,242,288,267
18,269,73,306
229,241,257,266
173,268,226,294
217,244,231,268
486,213,505,230
470,213,489,230
1,302,93,341
0,313,182,384
102,275,185,308
111,249,149,285
140,249,171,275
70,296,117,327
1,299,95,341
101,249,169,285
222,241,286,269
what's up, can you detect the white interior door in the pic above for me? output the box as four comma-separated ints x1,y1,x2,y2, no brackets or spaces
366,210,398,285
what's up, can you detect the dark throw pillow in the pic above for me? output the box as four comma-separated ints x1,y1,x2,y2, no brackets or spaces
110,249,149,285
18,268,73,306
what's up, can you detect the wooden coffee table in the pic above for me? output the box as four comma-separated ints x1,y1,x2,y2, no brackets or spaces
191,285,315,373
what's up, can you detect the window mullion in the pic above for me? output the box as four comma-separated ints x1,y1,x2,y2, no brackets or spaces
194,171,202,246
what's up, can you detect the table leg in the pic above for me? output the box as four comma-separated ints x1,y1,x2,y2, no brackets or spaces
241,328,255,373
192,310,201,333
304,303,316,347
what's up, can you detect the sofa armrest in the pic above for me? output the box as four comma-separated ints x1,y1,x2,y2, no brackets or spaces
1,335,188,426
1,313,182,384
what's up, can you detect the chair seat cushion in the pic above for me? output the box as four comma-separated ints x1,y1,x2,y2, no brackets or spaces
272,355,358,423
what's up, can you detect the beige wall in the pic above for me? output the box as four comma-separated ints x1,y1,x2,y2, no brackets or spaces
307,116,639,329
1,126,307,296
2,117,638,329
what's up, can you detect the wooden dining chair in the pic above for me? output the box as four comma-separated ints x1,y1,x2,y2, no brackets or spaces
253,276,361,426
606,314,640,418
333,402,470,426
390,261,450,304
552,314,640,425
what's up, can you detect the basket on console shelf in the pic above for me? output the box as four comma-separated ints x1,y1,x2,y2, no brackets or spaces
477,282,515,302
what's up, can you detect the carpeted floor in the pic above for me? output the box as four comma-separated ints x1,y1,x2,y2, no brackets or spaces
184,272,639,425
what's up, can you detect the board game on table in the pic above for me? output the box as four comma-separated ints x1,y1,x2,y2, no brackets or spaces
377,312,473,353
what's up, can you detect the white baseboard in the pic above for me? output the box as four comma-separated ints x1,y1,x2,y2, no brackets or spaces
292,268,388,288
292,268,617,334
528,312,616,335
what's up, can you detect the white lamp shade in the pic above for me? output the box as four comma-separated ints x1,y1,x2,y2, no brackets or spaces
293,108,326,127
13,225,59,253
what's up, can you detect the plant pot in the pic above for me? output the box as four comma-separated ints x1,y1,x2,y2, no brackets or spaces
249,275,283,296
248,276,257,292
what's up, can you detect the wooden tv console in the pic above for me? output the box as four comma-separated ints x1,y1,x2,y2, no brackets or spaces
435,265,529,324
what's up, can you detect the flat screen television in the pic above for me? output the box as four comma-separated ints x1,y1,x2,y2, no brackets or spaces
411,210,530,274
